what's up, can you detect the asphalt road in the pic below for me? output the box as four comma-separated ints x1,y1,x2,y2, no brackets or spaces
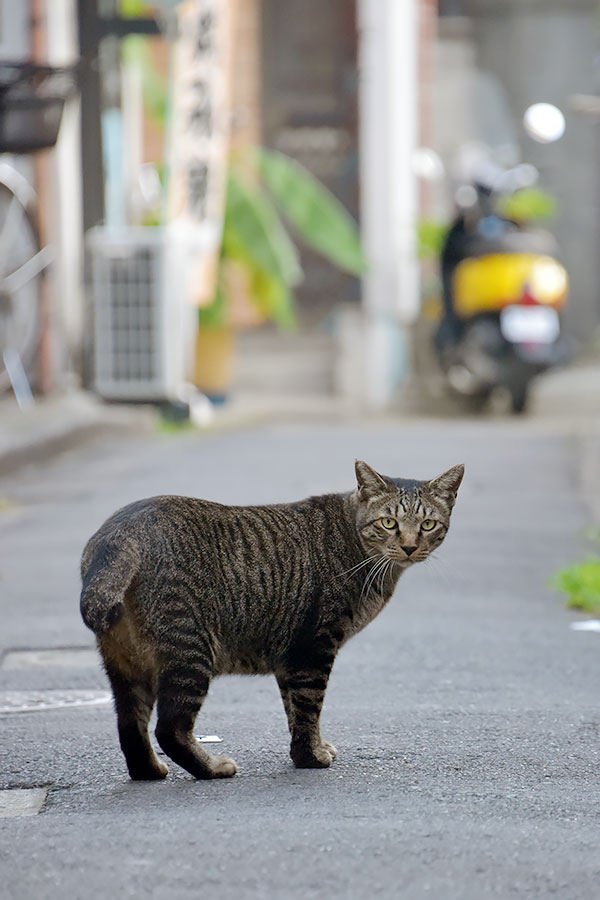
0,418,599,899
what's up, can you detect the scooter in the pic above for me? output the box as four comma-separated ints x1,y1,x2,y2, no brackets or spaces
435,174,570,413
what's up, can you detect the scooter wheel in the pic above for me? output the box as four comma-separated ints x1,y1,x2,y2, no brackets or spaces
465,389,491,413
510,382,529,414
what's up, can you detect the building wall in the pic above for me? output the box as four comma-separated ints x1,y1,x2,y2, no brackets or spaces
470,0,600,340
229,0,262,152
0,1,29,58
261,0,360,325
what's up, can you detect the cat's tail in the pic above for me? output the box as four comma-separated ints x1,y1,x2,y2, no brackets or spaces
79,534,140,635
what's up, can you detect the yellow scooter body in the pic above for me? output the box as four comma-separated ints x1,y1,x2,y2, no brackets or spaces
452,253,568,319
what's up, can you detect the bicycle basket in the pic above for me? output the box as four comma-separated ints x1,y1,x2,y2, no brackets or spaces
0,63,77,154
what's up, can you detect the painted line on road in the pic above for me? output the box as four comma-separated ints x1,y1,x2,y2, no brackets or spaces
1,648,99,670
570,620,600,633
0,788,48,818
0,690,111,714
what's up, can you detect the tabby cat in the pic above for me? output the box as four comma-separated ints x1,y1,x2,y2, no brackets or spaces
80,460,463,781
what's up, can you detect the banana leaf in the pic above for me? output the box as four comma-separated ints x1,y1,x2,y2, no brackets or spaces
120,0,152,15
225,170,303,288
249,267,296,330
257,148,368,276
220,221,297,330
198,281,228,329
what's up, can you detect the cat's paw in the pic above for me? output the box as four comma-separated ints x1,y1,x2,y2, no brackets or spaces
128,758,169,781
208,755,238,778
321,741,337,760
290,742,335,769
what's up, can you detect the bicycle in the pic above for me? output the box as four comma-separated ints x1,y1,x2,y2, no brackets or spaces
0,62,77,397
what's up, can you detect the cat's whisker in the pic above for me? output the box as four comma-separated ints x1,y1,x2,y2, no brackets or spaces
383,558,394,592
362,565,381,601
360,556,388,602
377,560,385,594
359,560,377,601
378,558,392,594
359,559,379,601
425,551,466,586
335,554,379,580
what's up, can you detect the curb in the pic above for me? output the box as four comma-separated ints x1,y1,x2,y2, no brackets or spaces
0,395,157,479
0,420,137,479
578,429,600,527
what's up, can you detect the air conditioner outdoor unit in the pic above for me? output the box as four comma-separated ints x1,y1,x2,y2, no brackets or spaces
87,226,198,401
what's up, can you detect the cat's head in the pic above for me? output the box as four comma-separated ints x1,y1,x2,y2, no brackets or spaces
354,460,464,567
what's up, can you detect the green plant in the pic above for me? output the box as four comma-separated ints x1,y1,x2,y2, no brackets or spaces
417,219,449,261
499,187,557,223
201,149,368,330
552,557,600,614
116,10,367,329
552,528,600,614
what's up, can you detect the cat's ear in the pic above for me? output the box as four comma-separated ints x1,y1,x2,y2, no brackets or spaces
428,464,464,498
355,460,389,498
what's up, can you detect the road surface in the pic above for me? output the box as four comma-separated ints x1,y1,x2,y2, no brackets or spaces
0,418,598,899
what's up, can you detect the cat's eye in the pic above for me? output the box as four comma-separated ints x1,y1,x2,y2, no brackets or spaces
380,517,396,530
421,519,436,532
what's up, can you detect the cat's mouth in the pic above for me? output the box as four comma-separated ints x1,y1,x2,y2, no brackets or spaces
387,553,418,567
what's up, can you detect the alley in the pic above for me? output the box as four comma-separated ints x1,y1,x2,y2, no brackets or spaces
0,418,599,899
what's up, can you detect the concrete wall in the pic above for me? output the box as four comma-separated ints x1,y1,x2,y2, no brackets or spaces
470,0,600,340
0,1,29,59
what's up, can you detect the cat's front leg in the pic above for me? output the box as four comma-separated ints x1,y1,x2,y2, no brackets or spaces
277,656,337,769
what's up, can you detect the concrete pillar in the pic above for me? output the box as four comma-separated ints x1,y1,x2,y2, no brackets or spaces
47,0,85,385
358,0,420,411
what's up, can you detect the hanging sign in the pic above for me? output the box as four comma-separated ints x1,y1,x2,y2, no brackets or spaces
166,0,230,306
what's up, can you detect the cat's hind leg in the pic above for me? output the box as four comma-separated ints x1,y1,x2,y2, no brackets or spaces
103,661,168,781
155,657,237,780
99,612,167,780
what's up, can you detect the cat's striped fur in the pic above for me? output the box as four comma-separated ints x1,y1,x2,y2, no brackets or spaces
80,460,463,781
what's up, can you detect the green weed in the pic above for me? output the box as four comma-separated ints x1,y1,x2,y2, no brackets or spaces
552,558,600,614
156,418,195,436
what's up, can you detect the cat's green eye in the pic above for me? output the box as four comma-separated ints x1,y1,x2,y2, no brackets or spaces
380,517,396,530
421,519,436,532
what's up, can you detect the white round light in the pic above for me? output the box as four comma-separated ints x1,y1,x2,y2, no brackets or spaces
412,147,445,182
523,103,566,144
455,184,478,208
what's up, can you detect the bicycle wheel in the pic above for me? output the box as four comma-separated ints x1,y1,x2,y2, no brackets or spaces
0,179,43,393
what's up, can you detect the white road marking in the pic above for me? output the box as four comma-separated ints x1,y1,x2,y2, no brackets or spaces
0,690,111,714
0,788,48,818
1,648,99,670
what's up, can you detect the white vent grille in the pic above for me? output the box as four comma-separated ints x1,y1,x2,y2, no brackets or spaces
88,228,193,401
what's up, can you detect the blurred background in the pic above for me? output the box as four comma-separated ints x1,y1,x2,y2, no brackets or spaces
0,0,599,422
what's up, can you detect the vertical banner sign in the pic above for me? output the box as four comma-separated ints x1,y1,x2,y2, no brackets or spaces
166,0,230,307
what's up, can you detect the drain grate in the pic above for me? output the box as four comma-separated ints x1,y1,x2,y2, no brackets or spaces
0,788,47,818
1,648,99,670
0,690,111,714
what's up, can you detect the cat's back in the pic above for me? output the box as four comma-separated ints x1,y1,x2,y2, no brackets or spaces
84,494,208,544
92,493,309,536
82,493,318,573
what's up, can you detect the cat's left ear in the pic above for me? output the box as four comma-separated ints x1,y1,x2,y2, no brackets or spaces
428,464,464,499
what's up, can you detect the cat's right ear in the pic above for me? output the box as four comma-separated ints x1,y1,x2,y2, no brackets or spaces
355,460,389,499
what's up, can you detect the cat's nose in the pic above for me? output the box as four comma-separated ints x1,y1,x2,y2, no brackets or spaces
401,545,417,557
